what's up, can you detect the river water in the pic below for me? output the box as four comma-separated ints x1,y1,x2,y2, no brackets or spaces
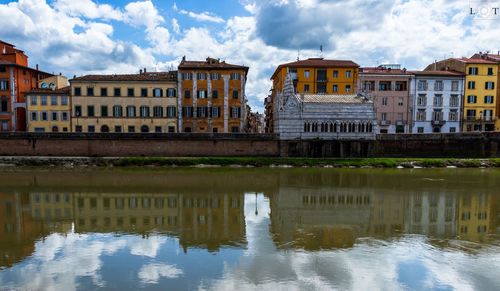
0,168,499,291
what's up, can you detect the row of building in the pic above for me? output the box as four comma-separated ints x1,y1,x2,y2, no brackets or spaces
1,39,499,137
1,189,497,267
266,53,500,138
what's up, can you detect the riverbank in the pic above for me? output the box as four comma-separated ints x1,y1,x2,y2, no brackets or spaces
0,156,499,168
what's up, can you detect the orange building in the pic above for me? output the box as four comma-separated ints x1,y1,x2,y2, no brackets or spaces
267,58,359,133
177,57,249,133
0,40,52,131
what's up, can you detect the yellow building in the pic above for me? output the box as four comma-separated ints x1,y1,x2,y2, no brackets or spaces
267,58,359,132
25,86,71,133
70,71,178,133
426,58,498,132
457,193,493,242
471,53,500,131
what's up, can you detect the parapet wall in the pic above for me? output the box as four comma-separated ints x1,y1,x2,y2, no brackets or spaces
0,132,498,158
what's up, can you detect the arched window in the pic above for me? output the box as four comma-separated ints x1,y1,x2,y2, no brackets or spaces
329,123,333,132
141,125,150,133
368,123,373,132
304,123,307,132
321,123,325,132
51,126,58,132
101,125,109,133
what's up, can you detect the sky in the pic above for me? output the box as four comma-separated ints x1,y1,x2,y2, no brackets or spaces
0,0,499,112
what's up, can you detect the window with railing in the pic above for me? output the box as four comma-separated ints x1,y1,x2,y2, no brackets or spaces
449,95,459,107
449,110,458,121
432,110,443,121
433,94,443,107
417,94,427,106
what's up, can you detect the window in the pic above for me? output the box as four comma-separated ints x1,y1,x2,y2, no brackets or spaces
485,82,495,90
451,81,459,91
487,67,494,75
141,125,149,133
395,81,407,91
398,97,404,106
317,69,327,81
74,87,81,96
182,73,192,80
304,70,310,78
87,105,95,117
417,127,424,133
467,95,477,104
379,81,391,91
432,109,443,121
182,106,193,118
61,96,68,106
153,88,163,97
128,126,135,133
434,81,443,91
381,112,387,121
101,87,108,96
346,85,351,93
140,106,150,117
212,90,218,98
382,97,388,106
333,84,338,93
485,95,494,104
450,127,456,133
230,107,241,118
0,66,5,73
483,109,493,121
30,95,37,105
101,105,108,117
210,73,221,80
155,126,162,133
184,90,191,98
468,67,478,75
466,109,476,120
197,73,207,80
30,111,37,121
230,73,241,80
211,107,220,118
168,126,176,133
50,96,58,105
88,125,95,133
51,111,58,121
114,125,122,132
198,90,207,99
433,94,443,107
468,81,476,89
417,80,428,91
101,125,109,133
114,87,121,97
450,95,459,107
87,87,94,96
232,90,239,99
417,109,426,121
167,106,177,118
449,110,458,121
61,112,68,121
41,95,47,105
75,125,82,132
345,70,352,78
197,107,207,118
127,88,134,97
304,84,310,92
75,105,82,117
231,126,239,133
153,106,163,117
167,88,176,97
0,97,7,113
127,106,136,117
333,70,338,78
317,84,326,93
113,105,123,117
141,88,148,97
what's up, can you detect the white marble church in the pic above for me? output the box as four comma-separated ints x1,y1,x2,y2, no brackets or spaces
274,73,378,140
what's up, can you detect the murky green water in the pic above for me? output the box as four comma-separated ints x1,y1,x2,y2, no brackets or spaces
0,168,499,291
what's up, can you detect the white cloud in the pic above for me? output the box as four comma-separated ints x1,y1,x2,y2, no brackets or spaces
129,236,167,258
138,263,183,284
172,18,180,34
178,9,225,23
53,0,123,21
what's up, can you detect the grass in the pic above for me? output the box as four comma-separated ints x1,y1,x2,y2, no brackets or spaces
111,157,500,168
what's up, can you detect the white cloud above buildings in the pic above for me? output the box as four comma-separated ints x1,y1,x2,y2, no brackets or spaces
0,0,499,111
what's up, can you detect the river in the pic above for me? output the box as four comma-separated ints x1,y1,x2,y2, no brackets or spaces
0,168,499,290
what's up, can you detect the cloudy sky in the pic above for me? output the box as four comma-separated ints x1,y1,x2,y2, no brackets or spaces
0,0,499,111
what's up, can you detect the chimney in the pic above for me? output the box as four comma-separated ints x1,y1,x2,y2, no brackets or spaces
59,72,62,76
140,69,143,74
36,64,39,71
144,67,147,73
434,60,437,71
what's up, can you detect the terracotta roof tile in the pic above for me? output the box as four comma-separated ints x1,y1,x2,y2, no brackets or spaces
178,58,249,72
71,71,177,82
272,58,359,79
26,86,71,95
410,70,465,76
453,57,497,64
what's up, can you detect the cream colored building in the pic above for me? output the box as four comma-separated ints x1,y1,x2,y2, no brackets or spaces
38,75,69,90
70,72,178,133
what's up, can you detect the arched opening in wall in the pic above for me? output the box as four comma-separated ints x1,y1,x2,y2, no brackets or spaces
141,125,150,133
368,123,373,132
433,127,441,133
184,127,192,133
51,126,58,132
321,123,325,132
101,125,109,133
329,123,333,132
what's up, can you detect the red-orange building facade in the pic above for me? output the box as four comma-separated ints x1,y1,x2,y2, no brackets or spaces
178,57,249,133
0,40,52,131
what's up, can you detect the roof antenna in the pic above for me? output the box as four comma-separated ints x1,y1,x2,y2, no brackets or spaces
297,49,300,61
320,45,323,58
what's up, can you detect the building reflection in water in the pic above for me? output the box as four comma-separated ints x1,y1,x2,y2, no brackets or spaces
1,187,499,268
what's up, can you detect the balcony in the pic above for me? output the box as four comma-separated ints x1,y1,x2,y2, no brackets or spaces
379,120,391,126
431,119,446,126
465,116,497,122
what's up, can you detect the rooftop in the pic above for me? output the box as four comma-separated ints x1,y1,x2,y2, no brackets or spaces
272,58,359,79
71,71,177,82
178,57,249,73
360,67,412,75
26,86,71,95
452,57,497,64
0,60,51,75
301,94,370,104
410,70,465,76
